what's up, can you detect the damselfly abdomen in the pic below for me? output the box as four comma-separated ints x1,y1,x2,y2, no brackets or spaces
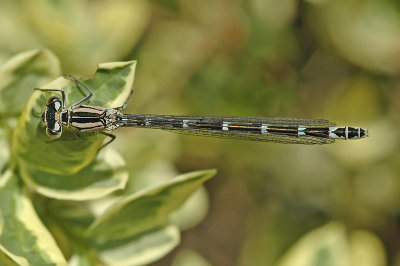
37,75,368,147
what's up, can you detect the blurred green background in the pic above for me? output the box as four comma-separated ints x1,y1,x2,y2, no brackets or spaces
1,0,399,265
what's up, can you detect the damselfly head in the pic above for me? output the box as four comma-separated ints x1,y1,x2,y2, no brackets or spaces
43,96,63,139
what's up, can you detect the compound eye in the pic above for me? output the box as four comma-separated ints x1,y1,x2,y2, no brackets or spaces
46,122,62,139
46,128,62,139
47,96,63,111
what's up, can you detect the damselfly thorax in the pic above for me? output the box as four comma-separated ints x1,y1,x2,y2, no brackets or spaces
37,75,368,147
43,104,120,134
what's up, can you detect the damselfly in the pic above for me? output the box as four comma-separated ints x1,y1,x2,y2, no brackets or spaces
36,75,368,147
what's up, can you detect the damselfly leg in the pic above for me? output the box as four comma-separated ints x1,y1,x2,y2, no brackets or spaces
34,75,93,110
100,132,116,149
34,88,66,107
114,90,133,111
62,74,93,108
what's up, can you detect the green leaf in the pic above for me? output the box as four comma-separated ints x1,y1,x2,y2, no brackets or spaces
99,224,180,266
276,222,349,266
22,0,150,74
170,186,209,231
20,148,128,201
348,230,386,266
86,169,216,246
0,250,19,266
0,49,61,116
67,251,98,266
0,127,9,173
276,222,387,266
172,249,213,266
12,60,136,176
239,203,327,266
0,170,66,265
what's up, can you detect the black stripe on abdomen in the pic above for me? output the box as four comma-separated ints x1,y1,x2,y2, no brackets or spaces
267,126,298,136
188,122,221,131
70,117,104,124
304,127,330,138
227,123,261,133
347,127,360,139
70,117,105,131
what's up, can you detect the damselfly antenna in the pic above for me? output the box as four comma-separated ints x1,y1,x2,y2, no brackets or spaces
35,75,369,148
